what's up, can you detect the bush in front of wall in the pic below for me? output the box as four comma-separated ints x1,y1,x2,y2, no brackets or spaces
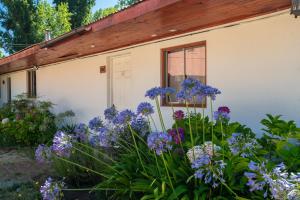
0,94,57,147
36,78,300,200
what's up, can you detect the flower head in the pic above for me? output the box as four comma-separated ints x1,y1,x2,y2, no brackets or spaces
51,131,73,157
160,87,176,98
191,153,226,187
40,177,64,200
168,127,184,144
104,105,118,122
35,144,52,164
147,132,173,155
202,85,221,100
245,161,300,199
131,116,149,137
88,117,103,131
74,123,88,142
227,133,258,158
187,142,221,163
173,110,184,120
145,87,162,99
116,109,136,125
214,106,230,121
137,102,154,116
176,78,205,102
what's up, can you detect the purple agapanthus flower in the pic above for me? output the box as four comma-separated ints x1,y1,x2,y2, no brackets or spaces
131,117,149,137
176,78,205,102
145,87,162,99
168,127,184,144
173,110,184,120
88,117,103,131
245,161,300,199
51,131,73,157
98,127,111,147
227,133,258,158
137,102,154,116
116,109,136,125
160,87,176,98
74,123,88,142
214,106,230,121
104,105,118,122
192,153,226,188
147,132,173,155
202,85,221,100
40,177,64,200
35,144,52,164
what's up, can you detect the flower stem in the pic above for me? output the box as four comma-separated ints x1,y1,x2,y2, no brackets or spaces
54,155,109,179
155,97,166,132
185,102,194,147
128,123,146,172
202,101,205,144
210,98,214,155
161,153,176,198
220,121,225,160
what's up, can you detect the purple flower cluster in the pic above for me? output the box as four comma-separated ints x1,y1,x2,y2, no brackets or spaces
147,132,173,155
192,155,226,188
51,131,73,157
116,109,136,125
40,177,64,200
176,78,221,102
145,87,176,99
245,161,300,199
168,127,184,144
88,117,103,131
74,123,88,142
227,133,258,158
35,144,52,164
104,105,118,122
173,110,184,120
137,102,154,116
214,106,230,121
131,117,149,137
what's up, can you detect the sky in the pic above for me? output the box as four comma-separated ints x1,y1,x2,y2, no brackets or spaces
47,0,119,12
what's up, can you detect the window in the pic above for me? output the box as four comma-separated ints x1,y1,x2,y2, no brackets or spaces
161,41,206,107
27,70,37,98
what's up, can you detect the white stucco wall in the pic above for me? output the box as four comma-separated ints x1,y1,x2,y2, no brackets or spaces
2,11,300,133
0,71,27,106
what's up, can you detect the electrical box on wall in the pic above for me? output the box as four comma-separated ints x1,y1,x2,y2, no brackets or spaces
100,66,106,73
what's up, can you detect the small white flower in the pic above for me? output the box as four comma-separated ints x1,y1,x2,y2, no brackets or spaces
186,142,221,163
1,118,9,124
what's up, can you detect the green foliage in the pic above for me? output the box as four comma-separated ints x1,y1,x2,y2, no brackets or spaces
53,0,95,28
35,0,72,41
0,0,38,54
117,0,141,10
92,7,118,22
0,94,57,147
258,114,300,171
0,0,72,54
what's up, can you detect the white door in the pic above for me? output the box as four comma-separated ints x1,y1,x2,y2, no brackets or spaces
110,54,133,110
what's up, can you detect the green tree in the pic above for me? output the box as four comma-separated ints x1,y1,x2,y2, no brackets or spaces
35,0,72,41
0,0,72,54
53,0,95,28
0,50,4,58
117,0,140,10
92,6,118,22
0,0,37,54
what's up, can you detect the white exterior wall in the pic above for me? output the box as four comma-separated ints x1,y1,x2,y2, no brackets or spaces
2,11,300,133
0,71,27,106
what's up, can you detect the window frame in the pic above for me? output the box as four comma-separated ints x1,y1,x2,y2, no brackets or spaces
27,70,37,98
161,41,207,107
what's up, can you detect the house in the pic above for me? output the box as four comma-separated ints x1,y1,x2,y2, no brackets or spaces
0,0,299,133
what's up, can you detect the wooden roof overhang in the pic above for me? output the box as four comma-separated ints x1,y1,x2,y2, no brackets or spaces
0,0,291,75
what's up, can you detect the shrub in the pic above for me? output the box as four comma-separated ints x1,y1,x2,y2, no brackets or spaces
36,78,300,200
0,94,57,147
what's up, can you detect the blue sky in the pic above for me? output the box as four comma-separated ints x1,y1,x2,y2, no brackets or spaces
47,0,119,12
